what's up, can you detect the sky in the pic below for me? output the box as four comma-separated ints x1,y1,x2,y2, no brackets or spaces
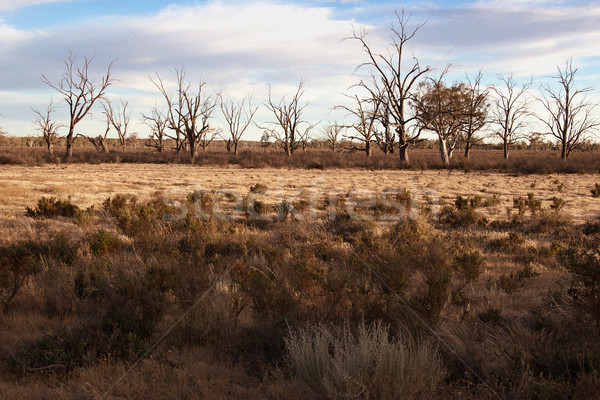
0,0,599,140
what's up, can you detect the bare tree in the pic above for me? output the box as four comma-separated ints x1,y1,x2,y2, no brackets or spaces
220,94,258,156
258,80,311,156
152,69,218,162
103,99,130,151
462,71,489,158
337,94,380,156
349,9,431,163
142,107,168,153
374,106,396,155
413,74,473,165
32,101,63,155
80,112,111,153
42,50,115,160
321,122,344,152
490,74,532,160
538,60,600,159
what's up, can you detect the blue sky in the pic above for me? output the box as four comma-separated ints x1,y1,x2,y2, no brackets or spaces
1,0,599,139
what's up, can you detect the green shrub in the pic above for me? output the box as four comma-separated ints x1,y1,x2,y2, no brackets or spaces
25,196,80,218
90,229,122,256
285,321,445,399
73,206,95,226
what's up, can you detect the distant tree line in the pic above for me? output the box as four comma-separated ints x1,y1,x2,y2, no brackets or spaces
6,10,597,164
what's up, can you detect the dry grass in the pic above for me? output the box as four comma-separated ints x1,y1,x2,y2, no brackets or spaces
0,164,599,224
1,160,600,399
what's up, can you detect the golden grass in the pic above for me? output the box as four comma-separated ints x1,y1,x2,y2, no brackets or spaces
0,164,598,224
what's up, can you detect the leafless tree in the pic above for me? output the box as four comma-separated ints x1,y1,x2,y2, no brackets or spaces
374,106,396,155
321,122,344,152
461,71,489,158
42,50,116,160
80,112,111,153
142,107,168,153
31,101,63,155
220,94,258,156
103,99,130,151
349,9,431,163
538,60,600,159
152,69,218,162
337,93,381,156
489,74,532,160
258,80,311,156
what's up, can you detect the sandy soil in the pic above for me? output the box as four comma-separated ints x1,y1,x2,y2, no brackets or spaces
0,163,599,223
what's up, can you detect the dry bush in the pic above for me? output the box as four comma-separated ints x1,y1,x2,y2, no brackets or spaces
285,321,445,399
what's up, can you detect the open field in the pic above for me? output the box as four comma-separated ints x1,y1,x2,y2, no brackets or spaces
0,163,599,223
1,164,600,399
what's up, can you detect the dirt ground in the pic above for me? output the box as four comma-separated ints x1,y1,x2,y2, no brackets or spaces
0,163,599,223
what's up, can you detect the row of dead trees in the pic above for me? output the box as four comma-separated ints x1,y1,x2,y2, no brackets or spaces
30,10,599,164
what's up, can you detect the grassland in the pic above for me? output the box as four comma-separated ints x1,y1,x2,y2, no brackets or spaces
0,161,600,399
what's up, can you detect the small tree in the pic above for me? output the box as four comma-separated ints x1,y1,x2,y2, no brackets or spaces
80,112,111,153
32,102,62,155
220,94,258,156
258,80,311,156
142,108,168,153
321,122,344,152
462,71,489,158
412,74,472,166
103,99,130,151
337,94,381,156
538,60,600,159
42,50,116,160
490,74,532,160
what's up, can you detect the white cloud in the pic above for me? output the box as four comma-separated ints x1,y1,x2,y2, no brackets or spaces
0,0,67,11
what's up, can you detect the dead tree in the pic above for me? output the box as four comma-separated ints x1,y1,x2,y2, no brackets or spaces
321,122,344,152
349,9,430,163
79,115,110,153
374,106,396,155
152,69,218,162
42,50,115,160
257,80,310,156
103,99,130,151
142,108,168,153
337,94,381,156
219,94,258,156
32,102,63,155
538,60,600,159
462,71,489,158
490,74,532,160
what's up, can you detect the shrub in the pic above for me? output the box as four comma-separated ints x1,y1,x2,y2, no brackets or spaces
0,242,41,313
285,321,445,399
73,206,95,226
25,196,80,218
562,243,600,332
592,183,600,198
90,229,122,256
550,197,566,211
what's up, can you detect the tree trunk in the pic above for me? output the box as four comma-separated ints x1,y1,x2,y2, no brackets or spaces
234,142,238,156
464,142,471,159
439,139,450,166
503,141,509,160
66,126,74,161
47,142,54,156
366,141,371,157
399,144,409,164
561,140,568,159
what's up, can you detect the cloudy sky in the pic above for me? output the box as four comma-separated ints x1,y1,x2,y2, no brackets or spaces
0,0,599,139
